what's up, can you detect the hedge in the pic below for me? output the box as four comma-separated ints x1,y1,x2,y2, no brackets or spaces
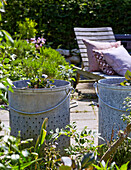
2,0,131,49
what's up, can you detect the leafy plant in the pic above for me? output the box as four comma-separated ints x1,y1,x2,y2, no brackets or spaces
1,117,131,169
27,75,55,89
57,64,76,83
0,37,76,103
0,121,42,169
0,0,13,44
57,122,99,169
120,70,131,86
0,0,14,106
16,18,37,39
0,118,62,169
122,97,131,124
93,160,129,170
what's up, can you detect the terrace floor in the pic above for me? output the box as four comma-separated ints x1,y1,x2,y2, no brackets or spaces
0,82,98,145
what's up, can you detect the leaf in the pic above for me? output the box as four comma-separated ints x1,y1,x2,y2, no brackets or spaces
92,164,101,170
0,94,8,103
40,129,47,145
120,161,129,170
10,158,42,170
0,163,6,169
1,30,14,43
59,165,71,170
61,157,72,167
120,80,127,86
81,153,94,168
0,8,5,13
0,83,7,91
22,150,29,157
11,154,20,161
35,118,48,152
41,117,48,130
125,70,131,80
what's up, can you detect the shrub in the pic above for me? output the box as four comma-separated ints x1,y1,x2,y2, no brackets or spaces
16,18,37,39
98,138,131,168
1,119,130,169
2,0,131,49
0,118,61,169
1,38,69,79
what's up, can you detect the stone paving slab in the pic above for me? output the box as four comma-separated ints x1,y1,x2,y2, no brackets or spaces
70,101,98,112
70,112,97,120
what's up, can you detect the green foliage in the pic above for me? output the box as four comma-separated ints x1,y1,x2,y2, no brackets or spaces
27,76,55,89
0,122,42,169
57,64,76,82
98,138,131,169
0,118,62,169
2,0,131,49
122,97,131,124
1,39,69,81
57,122,99,169
120,70,131,124
120,70,131,86
1,118,130,169
0,0,14,106
93,160,129,170
0,39,75,102
16,18,37,39
0,0,13,44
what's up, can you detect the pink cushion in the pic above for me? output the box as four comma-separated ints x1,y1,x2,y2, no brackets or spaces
94,46,131,76
93,51,116,75
82,39,121,71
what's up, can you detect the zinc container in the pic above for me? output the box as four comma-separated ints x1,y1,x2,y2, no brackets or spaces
94,78,131,144
8,79,71,154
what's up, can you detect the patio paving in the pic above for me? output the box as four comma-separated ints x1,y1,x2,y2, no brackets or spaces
0,82,98,145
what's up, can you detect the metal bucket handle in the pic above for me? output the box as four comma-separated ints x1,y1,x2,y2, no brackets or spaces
93,82,130,112
9,87,73,115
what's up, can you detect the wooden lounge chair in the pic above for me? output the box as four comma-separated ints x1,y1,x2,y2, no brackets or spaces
74,27,124,83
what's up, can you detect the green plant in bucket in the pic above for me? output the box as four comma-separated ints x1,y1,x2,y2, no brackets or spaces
27,74,55,89
120,70,131,86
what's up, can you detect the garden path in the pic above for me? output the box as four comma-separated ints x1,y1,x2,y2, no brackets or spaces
0,82,98,145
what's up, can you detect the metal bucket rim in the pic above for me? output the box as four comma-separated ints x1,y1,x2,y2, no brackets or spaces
12,79,71,93
98,78,131,90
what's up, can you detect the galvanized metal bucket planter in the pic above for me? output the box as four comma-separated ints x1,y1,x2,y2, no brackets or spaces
8,79,71,153
94,78,131,144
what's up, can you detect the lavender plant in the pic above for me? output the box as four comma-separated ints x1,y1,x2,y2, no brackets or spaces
29,37,46,49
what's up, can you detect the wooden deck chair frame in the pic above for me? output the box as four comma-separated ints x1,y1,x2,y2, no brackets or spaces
74,27,123,83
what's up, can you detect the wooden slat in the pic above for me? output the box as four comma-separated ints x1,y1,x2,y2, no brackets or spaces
77,39,116,45
81,53,88,57
76,35,115,41
83,57,88,62
74,27,113,32
74,27,117,77
79,48,87,53
75,32,114,36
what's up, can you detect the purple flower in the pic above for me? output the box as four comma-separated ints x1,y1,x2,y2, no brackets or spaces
30,37,46,49
40,43,43,47
26,39,29,43
30,38,36,43
35,44,39,49
41,37,46,44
